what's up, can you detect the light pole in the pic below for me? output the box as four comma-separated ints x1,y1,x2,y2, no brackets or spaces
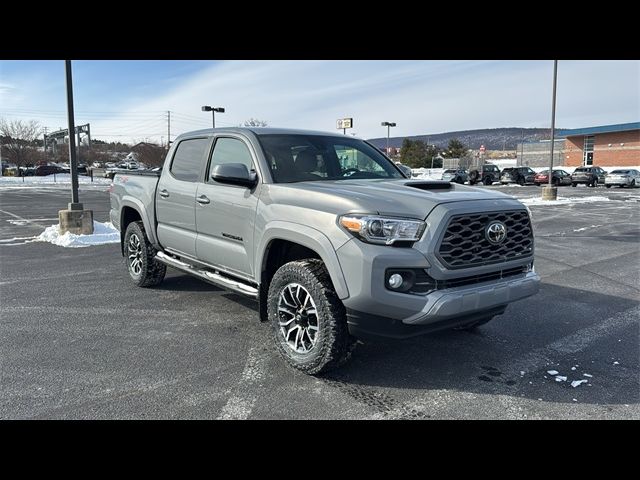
201,105,225,128
542,60,559,201
381,121,396,157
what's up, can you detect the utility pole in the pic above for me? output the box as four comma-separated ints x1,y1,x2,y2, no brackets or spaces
58,60,93,235
167,111,171,150
542,60,559,201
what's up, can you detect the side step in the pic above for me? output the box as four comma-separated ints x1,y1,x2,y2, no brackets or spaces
155,251,258,299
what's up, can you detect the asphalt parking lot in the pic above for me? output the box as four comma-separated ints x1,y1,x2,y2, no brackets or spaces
1,184,638,419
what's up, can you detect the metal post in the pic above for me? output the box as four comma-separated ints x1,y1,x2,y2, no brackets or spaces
167,111,171,149
65,60,80,208
542,60,559,201
549,60,558,186
386,124,390,157
212,111,216,129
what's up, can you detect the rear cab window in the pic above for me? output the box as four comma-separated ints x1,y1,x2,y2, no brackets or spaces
170,138,209,182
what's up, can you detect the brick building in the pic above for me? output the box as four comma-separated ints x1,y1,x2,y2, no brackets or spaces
558,122,639,167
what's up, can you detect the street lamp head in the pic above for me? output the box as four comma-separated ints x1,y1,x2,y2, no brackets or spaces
213,107,225,113
381,121,396,127
202,105,212,112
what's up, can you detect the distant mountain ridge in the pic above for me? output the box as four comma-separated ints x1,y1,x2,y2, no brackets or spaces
367,127,557,151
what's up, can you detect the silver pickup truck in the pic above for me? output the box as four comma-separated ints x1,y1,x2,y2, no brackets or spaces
110,127,540,374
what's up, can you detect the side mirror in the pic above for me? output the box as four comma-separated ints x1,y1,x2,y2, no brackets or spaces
211,163,258,188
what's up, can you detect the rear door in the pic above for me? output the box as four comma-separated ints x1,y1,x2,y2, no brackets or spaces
195,135,262,278
156,137,211,257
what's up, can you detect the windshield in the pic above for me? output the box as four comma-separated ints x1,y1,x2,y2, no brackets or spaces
574,168,588,172
443,169,456,173
257,134,403,183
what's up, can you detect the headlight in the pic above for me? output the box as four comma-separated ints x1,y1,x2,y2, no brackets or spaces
339,214,426,245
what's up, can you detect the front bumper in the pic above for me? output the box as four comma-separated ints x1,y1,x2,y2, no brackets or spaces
336,238,540,338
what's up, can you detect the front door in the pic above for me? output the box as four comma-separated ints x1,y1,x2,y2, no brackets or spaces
195,136,261,278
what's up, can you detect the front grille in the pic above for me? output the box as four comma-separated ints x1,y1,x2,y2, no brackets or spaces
438,210,533,269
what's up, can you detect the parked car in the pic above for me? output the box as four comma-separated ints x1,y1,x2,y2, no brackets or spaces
395,162,412,178
441,168,468,184
604,169,640,188
468,164,501,185
571,166,607,187
18,166,36,176
500,167,536,185
533,169,573,186
2,163,19,176
35,164,66,176
110,127,539,374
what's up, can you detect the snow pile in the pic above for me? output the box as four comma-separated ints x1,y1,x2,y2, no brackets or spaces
571,380,588,388
37,221,120,248
519,195,611,206
411,168,444,180
0,174,112,188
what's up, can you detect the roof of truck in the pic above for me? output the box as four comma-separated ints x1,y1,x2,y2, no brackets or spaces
180,127,360,138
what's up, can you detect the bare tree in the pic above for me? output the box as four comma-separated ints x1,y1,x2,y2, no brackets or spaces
0,118,43,166
241,118,268,127
131,141,167,167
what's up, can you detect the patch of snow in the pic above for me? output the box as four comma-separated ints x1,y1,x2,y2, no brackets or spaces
520,371,525,376
555,376,567,382
571,366,577,371
573,225,602,232
571,380,588,388
519,196,611,206
613,361,619,365
573,398,577,402
0,174,112,187
37,221,120,248
583,373,593,378
547,370,559,375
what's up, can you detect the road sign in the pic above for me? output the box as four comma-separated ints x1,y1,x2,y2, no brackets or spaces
337,118,353,130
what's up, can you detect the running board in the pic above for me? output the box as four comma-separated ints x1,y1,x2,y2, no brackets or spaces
155,251,258,298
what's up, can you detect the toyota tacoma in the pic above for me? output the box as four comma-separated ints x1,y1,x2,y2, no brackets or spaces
110,128,540,374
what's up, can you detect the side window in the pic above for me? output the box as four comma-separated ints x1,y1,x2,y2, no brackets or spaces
170,138,209,182
209,137,254,175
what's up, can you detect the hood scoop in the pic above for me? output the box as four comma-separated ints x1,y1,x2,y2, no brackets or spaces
405,181,452,191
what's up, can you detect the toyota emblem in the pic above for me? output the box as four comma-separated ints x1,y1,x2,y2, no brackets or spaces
486,221,507,244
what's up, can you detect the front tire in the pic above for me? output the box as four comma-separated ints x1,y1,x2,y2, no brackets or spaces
268,259,355,375
124,221,166,287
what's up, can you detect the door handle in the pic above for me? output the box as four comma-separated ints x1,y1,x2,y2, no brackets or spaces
158,189,170,198
196,195,210,205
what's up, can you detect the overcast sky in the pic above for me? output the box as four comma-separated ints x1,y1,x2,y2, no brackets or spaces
1,60,638,144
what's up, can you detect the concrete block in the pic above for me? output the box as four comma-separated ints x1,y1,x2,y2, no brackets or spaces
541,186,558,201
58,209,94,235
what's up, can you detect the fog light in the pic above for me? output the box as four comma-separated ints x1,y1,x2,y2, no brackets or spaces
388,273,403,289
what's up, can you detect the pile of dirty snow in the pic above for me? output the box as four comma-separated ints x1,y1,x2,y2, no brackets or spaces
37,221,120,248
519,195,611,206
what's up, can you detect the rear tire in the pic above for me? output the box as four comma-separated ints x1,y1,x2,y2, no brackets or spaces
517,177,525,186
631,180,636,188
483,176,492,186
268,259,355,375
572,183,577,187
124,221,166,287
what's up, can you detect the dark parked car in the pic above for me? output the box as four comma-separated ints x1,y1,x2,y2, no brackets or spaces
468,164,501,185
534,169,573,186
570,166,606,187
441,168,468,184
35,165,66,176
394,162,412,178
500,167,536,185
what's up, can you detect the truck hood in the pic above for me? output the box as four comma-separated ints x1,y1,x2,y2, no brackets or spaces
266,179,515,219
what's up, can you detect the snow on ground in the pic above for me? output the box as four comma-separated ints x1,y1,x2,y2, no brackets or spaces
37,221,120,248
547,370,559,375
0,174,112,188
519,195,611,206
571,380,588,388
411,168,444,180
